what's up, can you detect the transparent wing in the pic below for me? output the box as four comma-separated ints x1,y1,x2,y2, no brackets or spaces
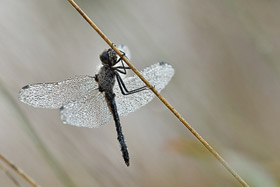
19,75,97,109
60,89,111,128
114,62,174,116
117,44,131,60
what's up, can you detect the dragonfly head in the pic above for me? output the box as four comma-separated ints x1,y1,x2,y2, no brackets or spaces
100,48,118,66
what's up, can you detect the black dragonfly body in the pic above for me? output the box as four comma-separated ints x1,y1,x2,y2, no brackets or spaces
95,48,146,166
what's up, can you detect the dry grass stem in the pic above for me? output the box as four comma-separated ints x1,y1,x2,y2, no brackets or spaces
68,0,249,186
0,153,39,187
0,161,21,187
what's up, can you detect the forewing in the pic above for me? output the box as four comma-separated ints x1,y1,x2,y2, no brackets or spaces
114,62,174,116
19,75,97,109
60,89,112,128
117,44,131,60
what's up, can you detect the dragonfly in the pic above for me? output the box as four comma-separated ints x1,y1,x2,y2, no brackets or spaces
18,45,174,166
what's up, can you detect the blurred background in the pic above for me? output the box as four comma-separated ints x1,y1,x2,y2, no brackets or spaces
1,0,280,186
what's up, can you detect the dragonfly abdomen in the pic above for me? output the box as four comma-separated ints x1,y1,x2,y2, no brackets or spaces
105,91,130,166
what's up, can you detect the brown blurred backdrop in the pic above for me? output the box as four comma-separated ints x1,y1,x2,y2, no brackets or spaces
1,0,280,186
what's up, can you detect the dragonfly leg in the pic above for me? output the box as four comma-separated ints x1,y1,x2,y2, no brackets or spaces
113,66,130,74
115,72,148,95
116,51,126,63
112,49,131,74
113,54,130,75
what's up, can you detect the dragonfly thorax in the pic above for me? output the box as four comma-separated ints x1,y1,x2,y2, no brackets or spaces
99,48,118,67
96,66,116,93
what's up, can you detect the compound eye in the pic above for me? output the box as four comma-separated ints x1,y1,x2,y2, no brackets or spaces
100,50,109,65
107,49,118,65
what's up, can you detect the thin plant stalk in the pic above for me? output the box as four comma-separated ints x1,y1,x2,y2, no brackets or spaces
0,153,39,187
0,161,20,187
67,0,249,186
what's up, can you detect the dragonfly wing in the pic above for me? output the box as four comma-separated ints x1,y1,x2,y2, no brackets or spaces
114,62,174,116
117,44,131,60
19,75,97,109
60,89,112,128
